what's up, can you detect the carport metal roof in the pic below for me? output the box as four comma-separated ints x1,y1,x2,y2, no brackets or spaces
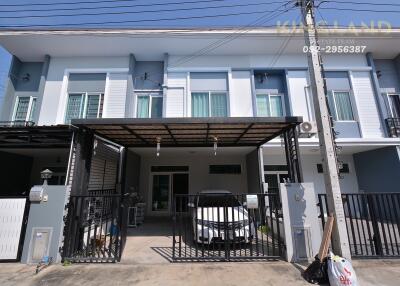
0,125,72,148
72,117,302,147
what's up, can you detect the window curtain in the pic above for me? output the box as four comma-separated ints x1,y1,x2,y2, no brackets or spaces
192,92,209,117
28,98,37,121
334,92,354,120
14,97,30,121
65,94,83,123
211,93,227,117
327,91,337,120
86,94,100,119
270,96,283,116
256,94,270,116
137,96,150,118
151,97,163,118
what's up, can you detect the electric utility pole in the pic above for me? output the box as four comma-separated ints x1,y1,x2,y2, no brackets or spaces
298,0,351,259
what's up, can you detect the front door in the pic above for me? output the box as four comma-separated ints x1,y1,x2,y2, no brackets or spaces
151,173,189,214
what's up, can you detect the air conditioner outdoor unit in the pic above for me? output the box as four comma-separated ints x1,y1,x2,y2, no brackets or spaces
299,121,318,135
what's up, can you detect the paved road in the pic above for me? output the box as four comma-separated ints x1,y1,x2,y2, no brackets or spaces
1,260,400,286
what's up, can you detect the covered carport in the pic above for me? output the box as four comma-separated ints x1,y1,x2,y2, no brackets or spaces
64,117,302,262
0,124,72,262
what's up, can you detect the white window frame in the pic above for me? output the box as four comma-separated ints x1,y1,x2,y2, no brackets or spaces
329,90,355,122
190,90,228,117
386,93,400,118
12,96,37,122
255,93,285,117
64,92,104,123
135,91,163,118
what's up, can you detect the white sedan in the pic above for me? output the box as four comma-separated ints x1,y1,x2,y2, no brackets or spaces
191,190,256,244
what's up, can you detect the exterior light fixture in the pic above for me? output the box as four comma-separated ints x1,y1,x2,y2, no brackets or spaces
40,169,53,185
213,137,218,156
156,137,161,157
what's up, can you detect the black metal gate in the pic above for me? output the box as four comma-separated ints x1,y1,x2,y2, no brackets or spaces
62,192,127,263
318,193,400,258
172,193,285,261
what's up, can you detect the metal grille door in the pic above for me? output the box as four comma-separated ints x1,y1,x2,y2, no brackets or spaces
172,193,285,261
0,198,29,261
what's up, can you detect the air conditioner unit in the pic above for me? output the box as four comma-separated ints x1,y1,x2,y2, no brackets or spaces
299,121,318,135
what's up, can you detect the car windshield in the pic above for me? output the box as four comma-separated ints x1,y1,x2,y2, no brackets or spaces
197,194,241,207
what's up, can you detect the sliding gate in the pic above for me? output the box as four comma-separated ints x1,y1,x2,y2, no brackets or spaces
318,193,400,258
172,193,285,261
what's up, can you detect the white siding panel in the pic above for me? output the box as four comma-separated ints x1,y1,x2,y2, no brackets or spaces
168,72,187,88
287,70,313,121
351,71,384,138
104,73,128,118
166,88,184,117
0,199,26,260
230,71,253,117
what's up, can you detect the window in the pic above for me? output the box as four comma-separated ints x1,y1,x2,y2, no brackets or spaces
209,164,241,174
317,163,349,174
387,94,400,118
13,96,37,122
65,93,104,123
137,93,163,118
256,94,284,116
327,91,354,121
190,72,228,117
191,92,227,117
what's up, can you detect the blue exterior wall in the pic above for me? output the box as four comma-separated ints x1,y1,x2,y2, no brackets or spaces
353,146,400,193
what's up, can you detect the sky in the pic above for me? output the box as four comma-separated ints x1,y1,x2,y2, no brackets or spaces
0,0,400,107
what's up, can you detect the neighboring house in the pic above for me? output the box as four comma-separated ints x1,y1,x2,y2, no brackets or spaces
0,28,400,262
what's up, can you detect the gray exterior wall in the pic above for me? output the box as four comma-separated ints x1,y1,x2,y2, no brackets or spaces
354,146,400,193
133,61,164,90
21,185,70,263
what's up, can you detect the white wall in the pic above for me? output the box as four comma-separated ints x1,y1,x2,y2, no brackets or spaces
350,71,385,138
133,150,250,215
38,56,129,125
230,70,254,117
263,151,360,195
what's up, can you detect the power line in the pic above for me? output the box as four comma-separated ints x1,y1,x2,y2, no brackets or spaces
318,0,400,8
0,0,228,13
0,0,158,7
0,2,288,20
0,8,292,28
169,5,296,68
320,7,400,14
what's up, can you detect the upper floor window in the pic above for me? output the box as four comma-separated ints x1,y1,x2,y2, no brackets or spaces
137,93,163,118
65,93,104,123
13,96,36,122
65,73,106,123
192,92,227,117
324,71,355,122
387,93,400,118
254,72,286,117
327,91,354,121
190,72,228,117
256,94,284,116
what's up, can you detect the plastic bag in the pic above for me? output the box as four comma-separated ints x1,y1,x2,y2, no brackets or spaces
328,252,358,286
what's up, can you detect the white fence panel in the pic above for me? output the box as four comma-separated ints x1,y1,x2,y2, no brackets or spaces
0,198,26,260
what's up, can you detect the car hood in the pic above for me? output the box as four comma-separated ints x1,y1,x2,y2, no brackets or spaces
195,207,249,222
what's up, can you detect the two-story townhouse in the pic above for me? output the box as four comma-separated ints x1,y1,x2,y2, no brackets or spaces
0,28,400,262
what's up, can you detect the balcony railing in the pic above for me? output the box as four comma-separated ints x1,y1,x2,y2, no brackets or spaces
0,121,35,127
385,118,400,137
